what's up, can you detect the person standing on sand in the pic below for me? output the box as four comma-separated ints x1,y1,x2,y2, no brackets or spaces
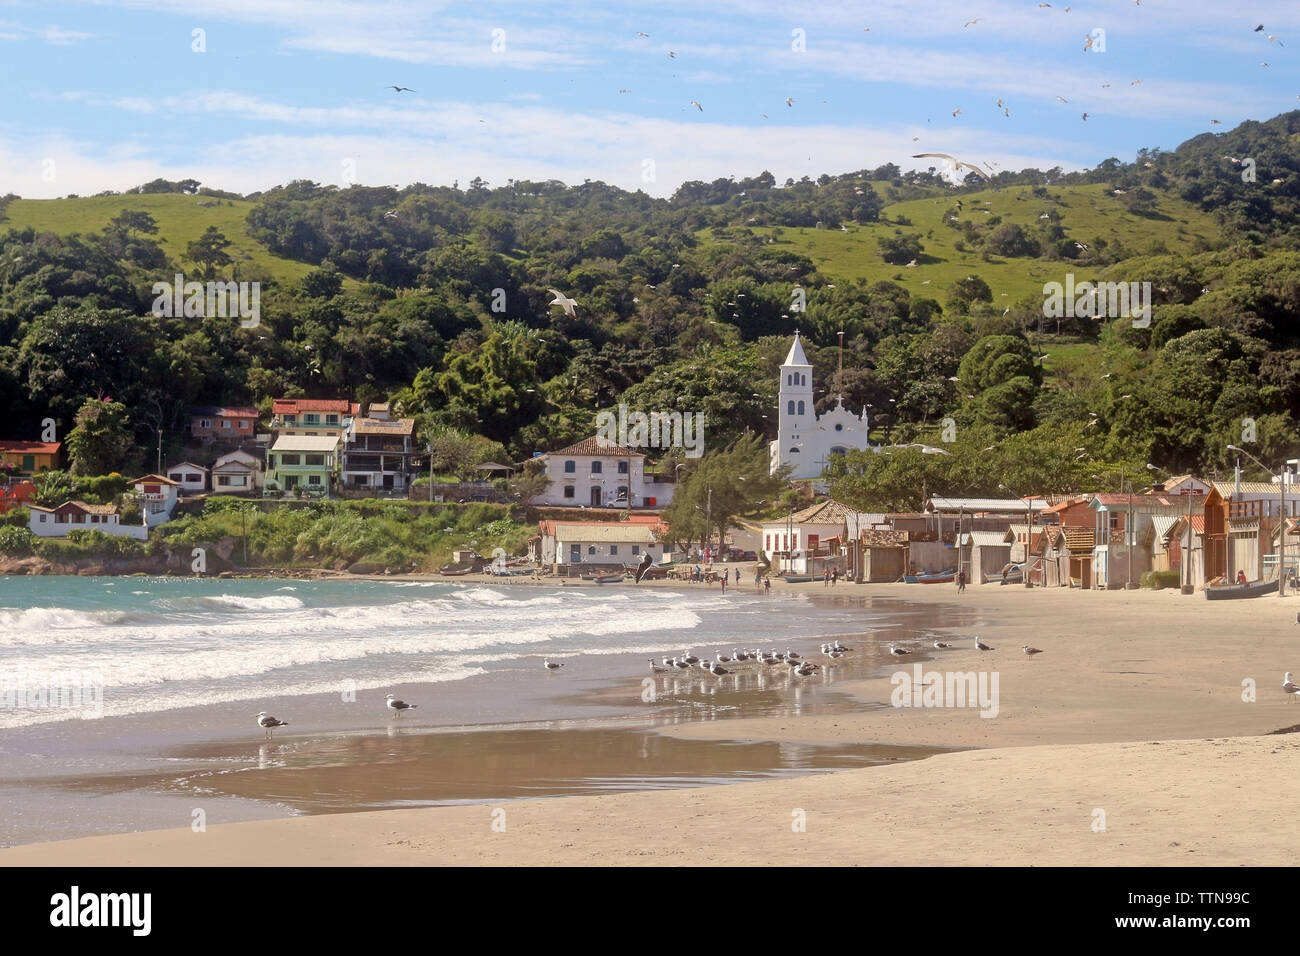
823,568,831,586
721,573,727,593
957,569,967,593
763,576,771,595
755,567,763,592
832,568,838,586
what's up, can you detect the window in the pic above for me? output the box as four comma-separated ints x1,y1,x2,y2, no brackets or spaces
588,546,596,555
238,420,250,430
797,401,805,415
217,476,232,487
632,545,640,555
787,401,795,415
801,374,807,386
305,414,320,425
834,423,843,431
618,461,628,474
830,446,847,457
222,420,232,430
1108,512,1120,531
563,485,575,499
280,454,301,465
199,419,211,430
22,455,35,471
564,460,576,473
305,454,325,466
186,473,200,483
789,447,800,454
168,473,183,483
308,475,321,486
610,545,618,555
591,461,602,474
326,415,339,425
39,513,46,523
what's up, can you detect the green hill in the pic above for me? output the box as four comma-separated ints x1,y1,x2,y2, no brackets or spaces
1,194,318,285
701,182,1219,306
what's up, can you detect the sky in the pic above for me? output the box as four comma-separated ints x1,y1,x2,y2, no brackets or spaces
2,0,1300,198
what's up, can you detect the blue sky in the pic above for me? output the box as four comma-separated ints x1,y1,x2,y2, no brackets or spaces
2,0,1299,198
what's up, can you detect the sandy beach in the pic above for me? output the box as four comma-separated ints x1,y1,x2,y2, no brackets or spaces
4,579,1298,866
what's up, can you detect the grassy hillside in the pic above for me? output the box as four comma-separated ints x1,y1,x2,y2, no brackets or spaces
702,182,1219,306
1,194,319,285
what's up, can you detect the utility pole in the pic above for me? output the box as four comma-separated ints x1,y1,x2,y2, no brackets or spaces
706,485,713,562
156,428,162,474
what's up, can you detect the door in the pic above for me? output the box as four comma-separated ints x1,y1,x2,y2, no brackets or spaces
570,544,581,564
590,487,602,506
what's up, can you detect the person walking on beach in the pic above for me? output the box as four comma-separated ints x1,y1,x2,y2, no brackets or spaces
734,567,740,586
831,568,838,586
957,569,967,593
721,573,727,593
763,576,771,596
823,568,831,587
755,567,763,592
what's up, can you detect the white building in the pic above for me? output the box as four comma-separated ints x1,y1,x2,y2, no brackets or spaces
211,449,262,495
760,499,857,574
531,436,676,509
165,461,208,494
128,474,181,528
28,500,148,540
535,520,665,571
769,332,873,481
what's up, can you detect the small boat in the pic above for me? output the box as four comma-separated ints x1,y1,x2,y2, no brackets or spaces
910,568,955,584
625,563,668,580
439,564,476,576
983,563,1024,585
780,575,816,583
581,573,625,584
1204,578,1279,600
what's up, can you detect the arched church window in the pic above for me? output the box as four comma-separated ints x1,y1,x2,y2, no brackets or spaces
787,401,795,415
834,423,843,431
789,447,800,454
797,401,805,415
830,446,847,456
801,374,807,386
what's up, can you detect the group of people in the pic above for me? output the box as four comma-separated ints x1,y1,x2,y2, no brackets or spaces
821,568,840,586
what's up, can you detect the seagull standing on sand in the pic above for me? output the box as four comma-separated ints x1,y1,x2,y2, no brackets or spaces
933,639,952,649
385,693,417,717
1022,645,1044,656
890,644,911,656
649,659,668,673
974,636,993,651
1284,672,1300,700
546,289,577,317
256,712,288,739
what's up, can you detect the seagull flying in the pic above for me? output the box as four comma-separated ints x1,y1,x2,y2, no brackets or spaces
690,100,703,111
387,86,417,93
913,152,993,185
546,288,577,317
786,97,795,107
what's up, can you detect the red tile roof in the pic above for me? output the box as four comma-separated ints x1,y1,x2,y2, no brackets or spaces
539,436,645,458
0,441,61,455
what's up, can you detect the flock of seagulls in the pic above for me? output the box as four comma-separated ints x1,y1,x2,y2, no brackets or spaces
647,645,828,678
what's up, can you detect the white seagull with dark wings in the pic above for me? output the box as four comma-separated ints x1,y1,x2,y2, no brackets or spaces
256,711,288,739
547,289,578,317
385,693,417,717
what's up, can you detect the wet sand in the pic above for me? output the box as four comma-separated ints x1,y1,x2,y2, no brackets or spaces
6,581,1300,865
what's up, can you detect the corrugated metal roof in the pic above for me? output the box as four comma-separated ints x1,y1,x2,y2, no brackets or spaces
1213,480,1287,497
1152,515,1179,545
928,496,1041,513
966,530,1011,547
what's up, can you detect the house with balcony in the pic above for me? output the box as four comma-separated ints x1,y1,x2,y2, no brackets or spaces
0,440,62,475
128,474,181,528
341,417,415,494
530,436,675,509
265,435,339,497
28,500,147,540
188,406,260,445
270,399,351,443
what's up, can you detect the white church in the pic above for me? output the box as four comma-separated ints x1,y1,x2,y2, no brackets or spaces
769,332,874,481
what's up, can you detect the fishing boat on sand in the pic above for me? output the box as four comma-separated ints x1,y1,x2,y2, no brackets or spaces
580,573,625,584
904,568,955,584
1204,578,1279,600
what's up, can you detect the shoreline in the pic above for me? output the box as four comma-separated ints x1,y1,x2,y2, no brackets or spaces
5,581,1300,864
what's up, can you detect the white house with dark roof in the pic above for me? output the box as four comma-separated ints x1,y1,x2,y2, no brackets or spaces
211,449,262,495
165,461,208,494
769,332,874,481
128,474,181,527
531,436,675,509
535,520,666,571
